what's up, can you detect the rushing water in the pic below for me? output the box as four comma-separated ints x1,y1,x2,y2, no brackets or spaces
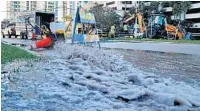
2,43,200,111
117,49,200,87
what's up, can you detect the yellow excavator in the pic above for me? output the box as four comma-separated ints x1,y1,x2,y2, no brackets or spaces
145,13,192,40
123,12,145,36
124,12,191,40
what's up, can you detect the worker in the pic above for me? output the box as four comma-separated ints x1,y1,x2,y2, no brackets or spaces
110,24,116,38
123,23,128,36
31,29,36,40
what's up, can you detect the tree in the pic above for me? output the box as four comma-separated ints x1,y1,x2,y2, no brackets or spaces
91,3,121,29
168,1,191,20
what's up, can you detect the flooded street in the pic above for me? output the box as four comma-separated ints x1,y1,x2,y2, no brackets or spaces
116,49,200,87
1,43,200,111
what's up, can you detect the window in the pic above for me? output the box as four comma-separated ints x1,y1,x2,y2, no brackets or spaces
27,7,29,10
163,12,173,16
192,1,200,3
127,1,132,4
106,1,115,6
122,7,130,11
186,8,200,14
121,1,132,4
186,18,200,23
163,3,170,8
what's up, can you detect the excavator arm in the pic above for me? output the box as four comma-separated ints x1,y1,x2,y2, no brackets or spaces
124,14,135,23
123,12,145,33
137,12,145,33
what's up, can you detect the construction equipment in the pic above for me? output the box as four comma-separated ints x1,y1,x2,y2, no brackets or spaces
17,11,55,39
123,12,145,38
71,1,100,48
146,13,192,40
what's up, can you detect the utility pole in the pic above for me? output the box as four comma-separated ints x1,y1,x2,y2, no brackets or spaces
63,1,65,22
134,1,138,38
125,1,127,12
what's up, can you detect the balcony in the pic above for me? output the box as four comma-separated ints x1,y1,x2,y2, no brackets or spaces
186,13,200,19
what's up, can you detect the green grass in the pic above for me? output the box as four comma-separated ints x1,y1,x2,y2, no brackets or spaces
1,43,37,64
100,37,200,44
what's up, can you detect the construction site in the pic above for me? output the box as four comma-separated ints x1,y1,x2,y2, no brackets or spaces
1,1,200,111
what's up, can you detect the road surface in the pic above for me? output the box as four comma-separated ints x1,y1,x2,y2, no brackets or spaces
102,42,200,56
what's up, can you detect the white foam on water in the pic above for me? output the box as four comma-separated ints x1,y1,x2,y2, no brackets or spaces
2,42,200,111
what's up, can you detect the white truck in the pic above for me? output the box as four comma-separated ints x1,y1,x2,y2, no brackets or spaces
2,11,55,39
2,22,22,38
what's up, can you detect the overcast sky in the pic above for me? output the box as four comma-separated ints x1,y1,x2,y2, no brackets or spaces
0,0,7,20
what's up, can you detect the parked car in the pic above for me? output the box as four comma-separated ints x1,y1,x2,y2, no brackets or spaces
2,23,20,38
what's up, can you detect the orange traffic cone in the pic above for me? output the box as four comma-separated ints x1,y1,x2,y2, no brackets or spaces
29,36,52,50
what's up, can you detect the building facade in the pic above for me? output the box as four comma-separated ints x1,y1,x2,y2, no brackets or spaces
162,1,200,36
94,1,136,16
6,1,26,20
6,1,55,20
5,1,80,22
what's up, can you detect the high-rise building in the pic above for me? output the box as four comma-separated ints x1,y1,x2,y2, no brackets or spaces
6,1,26,20
55,1,69,22
69,1,78,17
37,1,55,12
6,1,55,20
26,1,37,11
94,1,136,16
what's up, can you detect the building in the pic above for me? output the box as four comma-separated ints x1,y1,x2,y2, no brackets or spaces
45,1,55,12
69,1,78,17
36,1,55,12
54,1,80,22
6,1,26,20
26,1,37,11
94,1,136,16
5,1,94,21
162,1,200,36
6,1,55,21
55,1,68,22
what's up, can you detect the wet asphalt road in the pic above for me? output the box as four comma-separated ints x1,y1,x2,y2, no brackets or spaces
2,38,200,86
102,42,200,56
113,48,200,87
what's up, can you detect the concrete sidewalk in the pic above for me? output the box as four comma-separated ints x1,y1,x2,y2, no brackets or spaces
1,38,35,46
102,42,200,55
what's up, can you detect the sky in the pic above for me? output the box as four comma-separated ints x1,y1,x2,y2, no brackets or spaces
0,0,7,20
